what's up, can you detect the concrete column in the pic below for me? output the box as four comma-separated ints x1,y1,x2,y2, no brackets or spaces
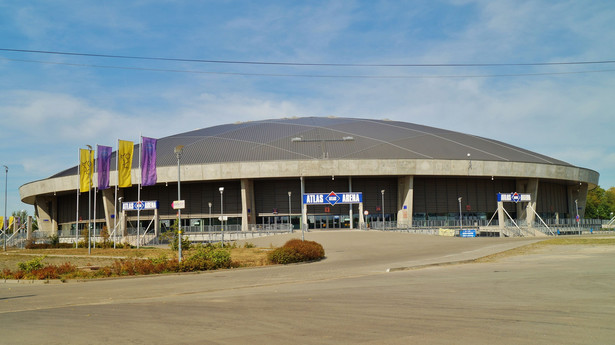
27,216,33,240
497,201,505,236
101,188,116,234
349,177,354,229
121,210,127,237
241,179,255,231
397,176,414,228
358,202,365,229
301,176,307,232
577,183,589,218
154,208,160,237
526,178,539,227
567,185,575,220
34,195,56,235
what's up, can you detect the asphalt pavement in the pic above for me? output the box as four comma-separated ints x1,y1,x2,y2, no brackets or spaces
1,231,613,344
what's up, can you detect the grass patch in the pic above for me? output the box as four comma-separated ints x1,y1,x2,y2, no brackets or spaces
475,236,615,263
0,241,306,280
538,237,615,245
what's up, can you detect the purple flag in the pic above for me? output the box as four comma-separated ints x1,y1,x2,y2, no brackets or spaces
97,145,112,190
141,136,157,186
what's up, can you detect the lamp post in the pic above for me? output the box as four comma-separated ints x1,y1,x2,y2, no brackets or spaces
219,187,224,246
575,199,580,235
3,165,7,252
381,190,385,231
208,202,212,232
288,191,292,232
117,196,123,248
458,197,463,232
175,145,183,262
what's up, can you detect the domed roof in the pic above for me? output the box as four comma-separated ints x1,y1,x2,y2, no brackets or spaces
51,117,571,178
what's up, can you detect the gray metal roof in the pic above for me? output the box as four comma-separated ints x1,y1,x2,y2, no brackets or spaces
50,117,572,178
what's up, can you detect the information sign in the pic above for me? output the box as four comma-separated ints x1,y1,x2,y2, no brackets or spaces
172,200,186,210
460,229,477,238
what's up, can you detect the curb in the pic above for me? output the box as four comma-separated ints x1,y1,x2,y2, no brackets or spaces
386,258,477,272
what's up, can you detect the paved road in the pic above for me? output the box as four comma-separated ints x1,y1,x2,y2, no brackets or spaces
1,231,613,344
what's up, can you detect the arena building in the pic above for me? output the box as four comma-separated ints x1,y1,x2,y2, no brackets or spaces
20,117,599,239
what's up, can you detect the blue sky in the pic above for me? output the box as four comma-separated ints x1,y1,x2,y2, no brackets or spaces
1,1,614,216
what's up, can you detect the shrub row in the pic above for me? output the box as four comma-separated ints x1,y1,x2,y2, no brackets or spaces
0,245,233,280
268,239,325,264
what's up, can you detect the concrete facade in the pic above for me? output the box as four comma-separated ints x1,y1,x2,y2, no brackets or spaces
21,158,599,236
18,117,599,237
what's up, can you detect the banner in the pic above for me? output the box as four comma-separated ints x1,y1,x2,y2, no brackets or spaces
79,148,94,193
141,137,157,186
97,145,112,190
118,140,134,188
0,217,3,231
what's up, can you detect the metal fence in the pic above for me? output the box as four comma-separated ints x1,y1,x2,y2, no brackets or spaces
5,216,614,248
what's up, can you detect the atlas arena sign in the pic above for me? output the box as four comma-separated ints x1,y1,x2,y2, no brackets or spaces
122,200,159,211
303,192,363,206
497,192,531,203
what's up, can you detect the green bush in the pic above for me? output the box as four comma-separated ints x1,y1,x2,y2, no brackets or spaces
268,239,325,264
18,256,46,272
49,234,60,246
180,244,232,271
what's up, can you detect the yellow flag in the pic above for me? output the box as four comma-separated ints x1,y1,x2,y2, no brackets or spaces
8,216,14,231
79,148,94,193
118,140,134,188
0,216,3,230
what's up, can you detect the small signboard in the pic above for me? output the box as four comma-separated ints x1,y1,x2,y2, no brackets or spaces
172,200,186,210
460,229,477,238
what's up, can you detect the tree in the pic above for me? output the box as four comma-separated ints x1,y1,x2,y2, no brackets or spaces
586,186,615,219
606,187,615,219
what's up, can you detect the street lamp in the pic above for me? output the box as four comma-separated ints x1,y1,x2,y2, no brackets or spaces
175,145,184,262
381,190,385,231
219,187,224,246
288,191,292,232
117,196,123,248
575,199,580,235
208,202,212,232
458,197,463,232
3,165,7,252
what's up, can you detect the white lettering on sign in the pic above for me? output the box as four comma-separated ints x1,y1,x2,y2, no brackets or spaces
305,194,324,203
342,193,360,203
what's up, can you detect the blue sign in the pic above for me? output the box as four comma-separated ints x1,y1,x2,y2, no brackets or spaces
497,192,531,203
303,192,363,205
460,229,477,238
122,200,159,211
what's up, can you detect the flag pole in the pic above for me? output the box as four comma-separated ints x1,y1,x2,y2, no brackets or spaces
137,134,142,249
75,149,80,248
93,145,98,250
114,140,118,249
87,145,92,256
